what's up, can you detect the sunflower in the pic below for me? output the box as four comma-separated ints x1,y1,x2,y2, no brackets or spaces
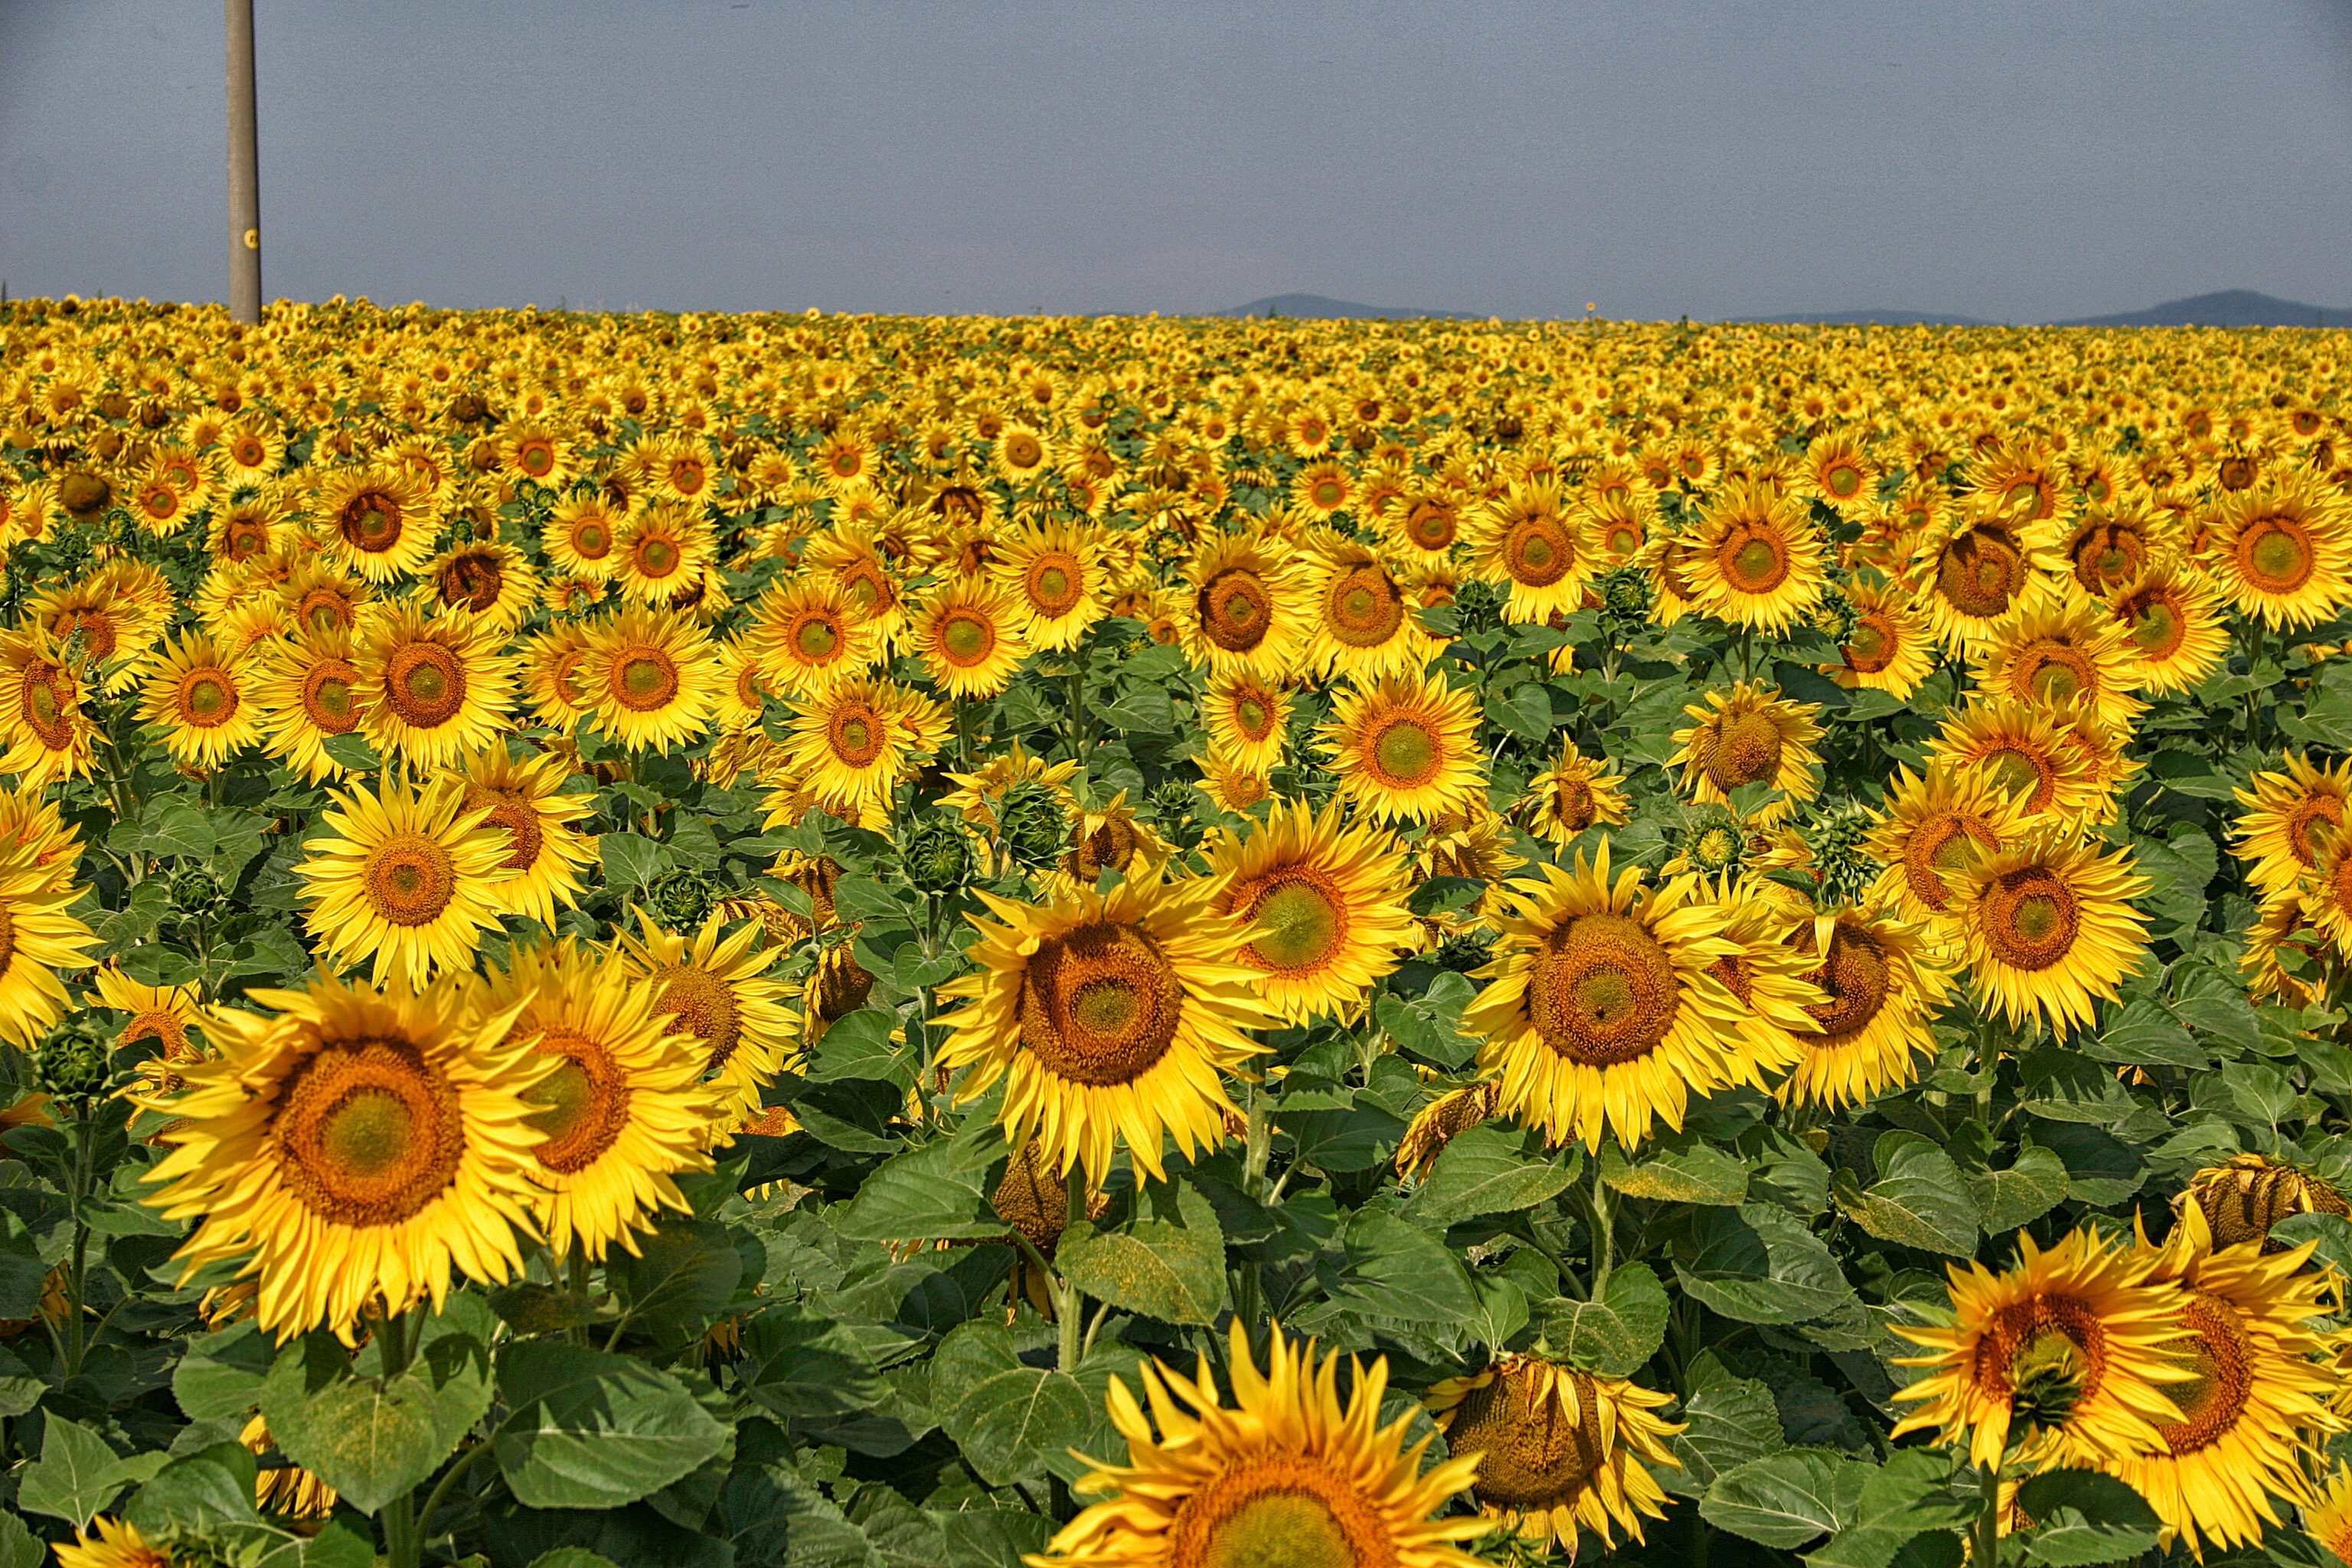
140,970,550,1341
990,521,1109,652
933,871,1272,1184
2109,1217,2342,1557
887,580,1016,707
2060,504,2164,596
1413,808,1526,910
1775,904,1949,1112
1424,1359,1683,1553
1463,844,1757,1152
1892,1227,2193,1472
56,1518,174,1568
1909,509,2060,652
312,464,438,582
453,746,596,928
500,421,574,488
1384,491,1466,562
544,493,624,580
1055,790,1176,896
2198,481,2352,630
1200,671,1292,774
2305,1465,2352,1566
1668,681,1824,821
26,558,175,694
92,964,201,1062
1970,583,2147,731
1034,1321,1486,1568
779,678,946,831
612,504,712,605
1821,577,1937,700
250,630,366,783
296,773,514,988
2233,753,2352,900
1468,477,1591,624
475,938,718,1260
1579,489,1652,567
139,631,263,773
1204,796,1418,1024
2107,558,2229,694
1946,827,2151,1040
1927,701,2105,828
1805,432,1879,510
2242,893,2327,1008
1302,533,1443,683
614,908,797,1124
1694,878,1824,1061
279,559,370,641
0,625,94,789
0,861,98,1046
0,792,81,890
1180,530,1312,678
747,577,881,698
127,469,194,537
1872,766,2022,926
354,604,514,771
1683,478,1828,632
1518,740,1632,847
207,489,289,567
1316,671,1487,827
419,539,541,634
579,606,719,754
1395,1080,1501,1181
521,622,596,728
802,520,914,648
1198,756,1272,815
2177,1153,2351,1251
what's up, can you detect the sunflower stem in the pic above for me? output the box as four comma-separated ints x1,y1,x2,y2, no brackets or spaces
1587,1158,1614,1292
1057,1165,1087,1370
382,1488,420,1568
1973,1453,2003,1568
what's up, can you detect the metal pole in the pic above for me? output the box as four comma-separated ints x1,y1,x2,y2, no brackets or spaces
225,0,262,323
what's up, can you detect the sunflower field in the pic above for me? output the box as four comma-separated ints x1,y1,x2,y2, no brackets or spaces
0,296,2346,1568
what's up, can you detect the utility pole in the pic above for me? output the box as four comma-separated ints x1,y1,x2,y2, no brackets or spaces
225,0,262,323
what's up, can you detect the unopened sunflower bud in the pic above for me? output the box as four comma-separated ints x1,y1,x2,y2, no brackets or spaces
646,866,717,931
998,781,1069,872
900,815,975,894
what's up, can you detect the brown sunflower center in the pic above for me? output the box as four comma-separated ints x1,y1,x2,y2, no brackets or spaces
1167,1454,1396,1568
54,609,119,664
517,439,556,477
1366,715,1442,790
1445,1369,1605,1510
178,667,237,728
18,665,75,749
635,537,681,579
1844,614,1894,674
2237,512,2315,594
466,785,544,871
274,1037,464,1227
1232,690,1277,741
1199,567,1273,653
1002,431,1044,471
298,588,356,637
2156,1292,2253,1456
302,660,361,733
568,518,612,559
939,609,994,666
1528,910,1680,1067
1975,1294,2107,1426
1717,521,1792,594
2118,588,2185,660
614,646,680,712
1503,513,1574,588
1901,813,1993,912
1405,500,1458,550
1070,816,1144,881
1936,528,2026,619
1016,920,1183,1087
1025,551,1084,616
338,490,406,554
1802,920,1893,1038
2071,524,2145,592
1705,712,1783,792
384,641,467,728
2011,642,2097,707
2285,792,2344,868
827,700,886,766
361,832,458,927
522,1029,632,1176
1981,741,2058,814
652,965,743,1073
122,1008,188,1056
1553,776,1596,832
1978,864,2080,972
1324,564,1404,648
1235,871,1347,978
438,552,504,612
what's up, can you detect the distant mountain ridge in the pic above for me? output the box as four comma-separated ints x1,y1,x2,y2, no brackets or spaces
1218,289,2347,327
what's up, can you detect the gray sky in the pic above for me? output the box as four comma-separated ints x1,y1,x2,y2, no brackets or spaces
4,1,2350,322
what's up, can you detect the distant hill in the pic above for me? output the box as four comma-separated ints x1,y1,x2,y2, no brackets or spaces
1220,293,1474,321
2053,289,2344,328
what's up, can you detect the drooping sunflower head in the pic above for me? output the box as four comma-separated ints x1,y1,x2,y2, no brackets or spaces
1426,1357,1684,1552
0,623,94,789
1518,740,1631,847
2176,1152,2350,1253
1033,1320,1488,1568
452,743,598,928
1776,904,1949,1112
419,539,541,634
1910,509,2059,652
1315,671,1488,826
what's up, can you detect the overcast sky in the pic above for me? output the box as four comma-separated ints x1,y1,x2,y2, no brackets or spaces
3,1,2350,322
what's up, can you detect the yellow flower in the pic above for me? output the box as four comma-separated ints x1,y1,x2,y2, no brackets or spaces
1205,796,1419,1024
1946,827,2151,1040
1426,1357,1684,1552
1684,477,1828,632
1315,671,1487,827
140,630,263,773
296,772,515,988
1668,681,1824,822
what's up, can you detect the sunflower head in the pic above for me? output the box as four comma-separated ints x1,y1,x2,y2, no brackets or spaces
999,781,1074,873
901,814,977,894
